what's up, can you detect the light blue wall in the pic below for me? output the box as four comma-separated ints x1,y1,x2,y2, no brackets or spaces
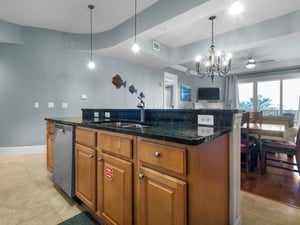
0,18,223,147
165,68,225,109
0,26,164,147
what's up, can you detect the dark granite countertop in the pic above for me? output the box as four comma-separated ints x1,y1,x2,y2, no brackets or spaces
45,117,231,145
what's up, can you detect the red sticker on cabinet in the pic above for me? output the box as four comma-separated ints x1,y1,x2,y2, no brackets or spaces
104,166,113,181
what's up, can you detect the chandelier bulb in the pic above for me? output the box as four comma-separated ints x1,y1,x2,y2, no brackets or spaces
195,55,201,62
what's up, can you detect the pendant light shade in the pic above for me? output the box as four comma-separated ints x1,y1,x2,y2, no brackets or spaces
132,0,140,53
88,4,95,69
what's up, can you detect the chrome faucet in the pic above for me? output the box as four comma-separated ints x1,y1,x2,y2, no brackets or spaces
137,96,145,122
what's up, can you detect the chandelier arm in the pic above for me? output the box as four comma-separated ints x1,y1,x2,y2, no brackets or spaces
197,73,206,79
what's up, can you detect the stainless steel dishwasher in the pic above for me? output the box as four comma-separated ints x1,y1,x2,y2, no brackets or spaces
53,123,75,198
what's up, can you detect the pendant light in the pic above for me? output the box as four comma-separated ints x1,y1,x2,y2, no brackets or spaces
131,0,140,53
88,4,95,69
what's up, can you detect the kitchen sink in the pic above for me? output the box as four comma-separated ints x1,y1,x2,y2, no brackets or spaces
100,121,150,129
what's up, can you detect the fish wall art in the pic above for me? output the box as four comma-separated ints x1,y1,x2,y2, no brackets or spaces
112,74,127,89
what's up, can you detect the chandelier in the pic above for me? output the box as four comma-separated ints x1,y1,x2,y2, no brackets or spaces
195,16,232,82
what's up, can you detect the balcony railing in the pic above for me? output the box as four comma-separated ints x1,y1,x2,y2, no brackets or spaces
261,109,298,127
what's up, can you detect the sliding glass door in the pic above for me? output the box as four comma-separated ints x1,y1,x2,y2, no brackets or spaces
238,75,300,126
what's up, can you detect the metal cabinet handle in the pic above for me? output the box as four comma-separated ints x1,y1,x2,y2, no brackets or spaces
138,174,145,179
88,153,94,158
98,157,103,161
154,151,161,157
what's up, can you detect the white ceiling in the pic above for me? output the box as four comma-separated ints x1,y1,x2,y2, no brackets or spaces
1,0,300,74
0,0,159,33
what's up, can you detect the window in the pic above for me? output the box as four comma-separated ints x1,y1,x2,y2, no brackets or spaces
238,74,300,126
257,80,280,115
282,78,300,125
238,82,253,111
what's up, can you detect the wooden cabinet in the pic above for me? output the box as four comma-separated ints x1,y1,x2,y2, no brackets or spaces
138,138,187,225
75,127,97,211
138,166,187,225
70,126,229,225
46,121,54,173
97,131,134,225
97,152,132,225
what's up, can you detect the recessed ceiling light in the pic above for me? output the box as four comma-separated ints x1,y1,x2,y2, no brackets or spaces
229,1,244,15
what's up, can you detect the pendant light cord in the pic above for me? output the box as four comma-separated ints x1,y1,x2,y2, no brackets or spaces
134,0,137,42
88,5,94,62
90,6,93,61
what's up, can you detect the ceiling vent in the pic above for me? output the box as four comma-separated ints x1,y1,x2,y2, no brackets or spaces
153,40,160,51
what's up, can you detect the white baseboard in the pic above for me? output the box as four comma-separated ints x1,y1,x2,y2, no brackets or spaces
0,145,46,156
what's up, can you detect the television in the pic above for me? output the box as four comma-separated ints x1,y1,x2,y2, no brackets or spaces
197,87,220,101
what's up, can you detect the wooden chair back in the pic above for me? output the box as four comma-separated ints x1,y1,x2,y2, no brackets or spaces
241,112,250,145
249,111,262,125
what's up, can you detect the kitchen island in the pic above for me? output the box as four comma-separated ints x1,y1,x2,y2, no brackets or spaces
46,108,242,225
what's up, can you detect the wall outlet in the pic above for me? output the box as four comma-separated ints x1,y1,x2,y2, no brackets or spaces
197,115,214,126
197,126,214,136
105,112,110,118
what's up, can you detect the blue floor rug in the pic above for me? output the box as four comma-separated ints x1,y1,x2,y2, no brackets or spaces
58,212,100,225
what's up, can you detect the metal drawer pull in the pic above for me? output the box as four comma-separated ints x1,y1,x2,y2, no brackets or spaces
98,157,103,161
138,174,144,179
154,151,161,157
88,153,94,158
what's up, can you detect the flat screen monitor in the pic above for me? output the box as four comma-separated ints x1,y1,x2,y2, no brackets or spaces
198,87,220,101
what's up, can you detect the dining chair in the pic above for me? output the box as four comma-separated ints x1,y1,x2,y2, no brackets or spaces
241,112,257,179
260,125,300,175
248,111,263,168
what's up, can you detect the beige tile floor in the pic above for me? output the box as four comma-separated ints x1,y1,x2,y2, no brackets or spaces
1,153,300,225
0,154,83,225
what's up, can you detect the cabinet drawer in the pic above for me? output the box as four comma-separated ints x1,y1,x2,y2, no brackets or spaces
99,133,133,159
76,127,97,148
47,121,54,134
139,140,186,176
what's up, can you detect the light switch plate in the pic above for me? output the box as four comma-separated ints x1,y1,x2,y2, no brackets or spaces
198,114,214,125
81,94,87,100
48,102,54,108
34,102,39,108
62,102,68,108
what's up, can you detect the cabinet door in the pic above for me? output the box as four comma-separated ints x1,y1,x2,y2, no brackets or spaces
138,166,187,225
97,152,132,225
75,144,96,211
46,133,53,173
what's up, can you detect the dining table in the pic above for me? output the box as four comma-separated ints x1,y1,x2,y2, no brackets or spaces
247,123,286,139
